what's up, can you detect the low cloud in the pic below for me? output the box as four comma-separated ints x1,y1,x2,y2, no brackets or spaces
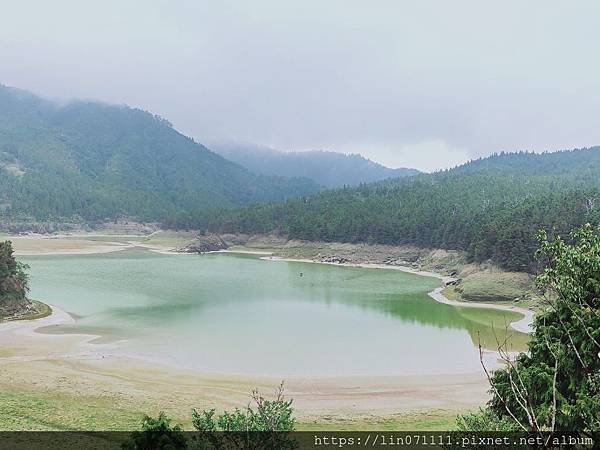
1,1,599,171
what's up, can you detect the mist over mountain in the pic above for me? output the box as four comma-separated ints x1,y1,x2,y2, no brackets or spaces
0,85,319,225
211,143,420,188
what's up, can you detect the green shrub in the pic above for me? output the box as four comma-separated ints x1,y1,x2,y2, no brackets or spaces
192,383,295,432
122,412,186,450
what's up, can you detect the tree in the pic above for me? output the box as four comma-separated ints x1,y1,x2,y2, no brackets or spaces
0,241,29,303
190,383,295,449
125,384,296,450
172,149,600,273
191,382,295,432
122,412,187,450
477,224,600,434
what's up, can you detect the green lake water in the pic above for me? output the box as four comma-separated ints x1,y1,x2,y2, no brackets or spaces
23,250,527,377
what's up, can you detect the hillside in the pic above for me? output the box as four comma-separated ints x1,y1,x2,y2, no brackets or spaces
0,85,319,226
168,148,600,272
211,143,420,187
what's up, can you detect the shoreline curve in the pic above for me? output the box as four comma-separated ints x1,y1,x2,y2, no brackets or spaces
259,255,534,334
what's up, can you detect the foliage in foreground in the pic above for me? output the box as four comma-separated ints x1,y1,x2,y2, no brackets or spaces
123,383,295,449
191,383,294,433
122,413,187,450
464,224,600,434
456,407,519,432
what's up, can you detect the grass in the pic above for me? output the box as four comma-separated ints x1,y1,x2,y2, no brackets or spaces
139,230,197,249
9,231,196,253
457,271,533,302
20,300,52,321
298,410,460,431
0,389,145,431
0,385,465,432
59,231,196,249
68,235,143,243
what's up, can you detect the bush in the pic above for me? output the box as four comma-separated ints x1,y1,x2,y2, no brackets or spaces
125,383,295,450
456,407,520,432
192,382,295,432
122,412,186,450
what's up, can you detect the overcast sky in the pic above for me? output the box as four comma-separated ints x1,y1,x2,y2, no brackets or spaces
1,1,599,172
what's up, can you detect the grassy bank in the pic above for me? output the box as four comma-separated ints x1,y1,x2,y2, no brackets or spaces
0,385,461,431
0,388,144,431
298,410,460,431
0,300,52,322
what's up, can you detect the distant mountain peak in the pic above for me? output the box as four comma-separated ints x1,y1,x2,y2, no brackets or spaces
210,142,420,188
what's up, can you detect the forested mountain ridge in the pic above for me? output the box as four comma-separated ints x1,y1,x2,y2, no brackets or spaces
0,85,319,223
452,147,600,177
168,148,600,272
211,142,420,187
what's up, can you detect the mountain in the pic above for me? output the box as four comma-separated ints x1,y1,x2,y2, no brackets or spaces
169,148,600,272
210,143,420,188
0,85,319,224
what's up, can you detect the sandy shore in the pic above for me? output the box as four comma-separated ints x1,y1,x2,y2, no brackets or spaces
11,235,134,256
218,249,274,255
10,234,186,256
261,256,534,334
0,305,490,428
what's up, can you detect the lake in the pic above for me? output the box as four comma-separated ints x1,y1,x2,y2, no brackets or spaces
23,250,527,377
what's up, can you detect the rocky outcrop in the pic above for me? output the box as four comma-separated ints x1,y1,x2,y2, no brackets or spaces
177,234,228,253
0,299,51,322
1,298,32,319
319,256,350,264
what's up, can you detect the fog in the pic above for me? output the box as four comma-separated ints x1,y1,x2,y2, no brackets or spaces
1,0,599,171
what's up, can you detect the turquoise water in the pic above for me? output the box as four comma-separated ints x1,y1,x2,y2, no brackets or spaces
23,250,523,377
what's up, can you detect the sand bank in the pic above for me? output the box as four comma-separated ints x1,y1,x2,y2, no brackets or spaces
11,235,133,256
